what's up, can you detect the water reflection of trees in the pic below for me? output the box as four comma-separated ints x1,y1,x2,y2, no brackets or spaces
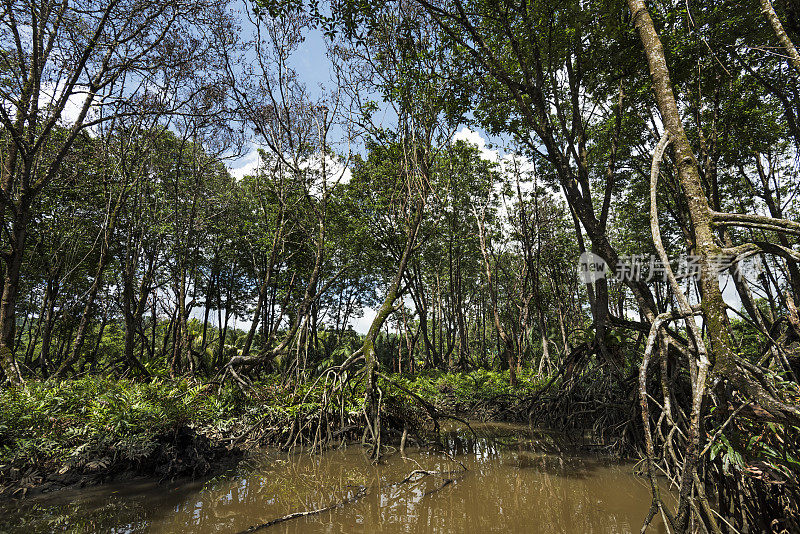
10,426,666,533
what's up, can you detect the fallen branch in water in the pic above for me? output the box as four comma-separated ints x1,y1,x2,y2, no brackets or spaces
238,486,368,533
238,467,466,532
423,477,455,497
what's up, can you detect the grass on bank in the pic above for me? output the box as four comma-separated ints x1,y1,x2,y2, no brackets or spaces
0,370,544,479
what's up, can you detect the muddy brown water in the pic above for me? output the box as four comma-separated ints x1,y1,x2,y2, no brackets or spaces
1,422,666,533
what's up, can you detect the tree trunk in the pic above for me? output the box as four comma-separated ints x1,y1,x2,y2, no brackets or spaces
475,208,516,388
54,184,127,379
53,260,109,378
537,309,550,376
39,278,59,378
760,0,800,73
627,1,756,529
0,215,27,386
361,198,424,458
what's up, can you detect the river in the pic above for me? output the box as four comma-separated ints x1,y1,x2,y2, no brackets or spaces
1,422,666,533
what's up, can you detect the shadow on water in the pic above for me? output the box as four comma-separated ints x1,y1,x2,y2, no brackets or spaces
0,422,666,533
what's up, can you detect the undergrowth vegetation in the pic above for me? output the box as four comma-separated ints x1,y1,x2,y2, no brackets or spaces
0,370,543,489
0,378,245,476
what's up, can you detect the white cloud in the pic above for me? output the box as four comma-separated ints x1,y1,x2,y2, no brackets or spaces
325,154,353,184
453,127,500,163
228,146,261,180
229,146,353,189
29,80,93,130
299,153,353,185
351,307,376,335
453,127,538,177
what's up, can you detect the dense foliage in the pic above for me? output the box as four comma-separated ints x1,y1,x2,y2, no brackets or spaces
2,0,800,531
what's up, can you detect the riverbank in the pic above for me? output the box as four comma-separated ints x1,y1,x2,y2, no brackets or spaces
0,370,547,499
